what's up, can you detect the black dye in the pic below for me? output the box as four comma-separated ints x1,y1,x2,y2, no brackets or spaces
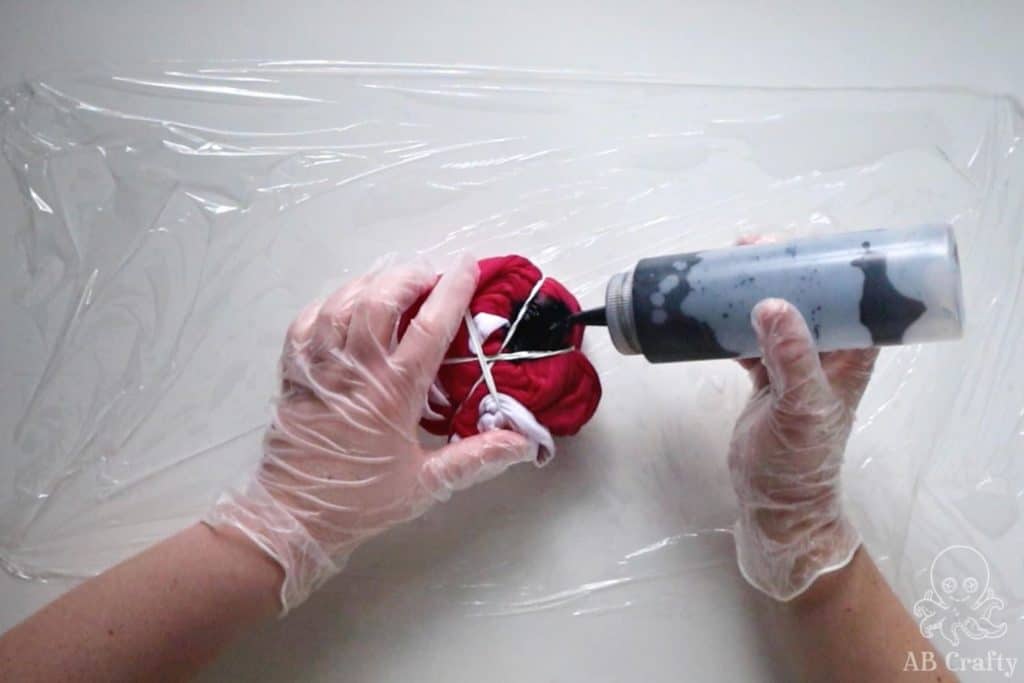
504,294,575,354
631,253,737,362
851,252,926,344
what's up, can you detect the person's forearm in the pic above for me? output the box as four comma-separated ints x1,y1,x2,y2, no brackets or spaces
772,547,955,682
0,523,281,682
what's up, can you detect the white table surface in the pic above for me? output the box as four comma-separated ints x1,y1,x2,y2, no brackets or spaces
1,2,1021,681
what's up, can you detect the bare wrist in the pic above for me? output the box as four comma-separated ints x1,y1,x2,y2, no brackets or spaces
199,523,284,619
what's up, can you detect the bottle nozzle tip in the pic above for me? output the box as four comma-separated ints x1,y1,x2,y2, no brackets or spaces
560,307,608,328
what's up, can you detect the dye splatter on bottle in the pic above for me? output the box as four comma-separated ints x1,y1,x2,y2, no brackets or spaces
603,225,963,362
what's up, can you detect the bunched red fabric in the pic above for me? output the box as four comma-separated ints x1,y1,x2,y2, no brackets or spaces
398,255,602,460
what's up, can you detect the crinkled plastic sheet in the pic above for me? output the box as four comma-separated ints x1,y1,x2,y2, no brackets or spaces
2,62,1023,673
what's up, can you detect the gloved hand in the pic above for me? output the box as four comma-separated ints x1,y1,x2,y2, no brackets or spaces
205,256,533,612
728,298,878,601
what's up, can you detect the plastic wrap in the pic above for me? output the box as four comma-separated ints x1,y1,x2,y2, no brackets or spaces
1,63,1022,677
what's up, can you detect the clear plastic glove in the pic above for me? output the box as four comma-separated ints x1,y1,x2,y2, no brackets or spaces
205,256,533,612
729,298,878,601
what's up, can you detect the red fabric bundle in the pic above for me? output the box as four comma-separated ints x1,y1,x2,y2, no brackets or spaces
399,255,601,451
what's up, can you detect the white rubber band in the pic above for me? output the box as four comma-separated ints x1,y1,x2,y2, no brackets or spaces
442,347,575,365
500,276,547,353
463,311,500,399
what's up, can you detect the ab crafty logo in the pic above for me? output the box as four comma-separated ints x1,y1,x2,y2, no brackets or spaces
905,544,1015,678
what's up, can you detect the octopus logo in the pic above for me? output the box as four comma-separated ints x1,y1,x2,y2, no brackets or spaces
913,545,1008,646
